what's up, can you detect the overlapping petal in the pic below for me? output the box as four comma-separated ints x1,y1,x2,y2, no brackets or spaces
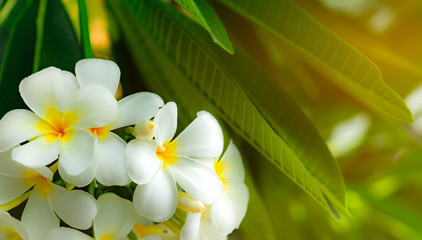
21,189,59,240
46,227,92,240
173,111,223,158
224,180,249,228
180,212,201,240
211,192,236,235
127,139,162,185
58,159,97,188
64,85,118,128
0,211,29,240
133,168,177,222
170,157,222,204
12,134,60,168
199,218,227,240
93,193,136,239
95,133,130,186
0,149,26,177
154,102,177,149
112,92,164,130
0,176,32,204
0,109,43,152
49,185,97,230
75,59,120,95
19,67,79,118
218,141,245,181
59,128,95,176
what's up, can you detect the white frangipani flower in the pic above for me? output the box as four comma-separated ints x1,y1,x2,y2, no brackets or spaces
127,102,224,222
0,150,97,240
46,192,138,240
0,210,29,240
60,59,164,187
179,141,249,239
211,141,249,234
0,66,119,183
178,195,226,240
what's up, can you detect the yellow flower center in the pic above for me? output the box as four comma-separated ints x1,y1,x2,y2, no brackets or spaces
37,108,77,142
24,171,53,197
214,160,226,185
98,234,114,240
156,141,178,168
3,228,22,240
89,125,110,140
133,223,163,238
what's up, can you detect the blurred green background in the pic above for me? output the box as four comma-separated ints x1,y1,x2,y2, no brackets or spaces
3,0,422,239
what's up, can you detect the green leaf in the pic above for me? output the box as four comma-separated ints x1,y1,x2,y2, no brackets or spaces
238,169,278,240
0,0,27,67
109,0,345,217
78,0,92,58
216,0,413,124
33,0,82,72
0,0,38,116
174,0,233,54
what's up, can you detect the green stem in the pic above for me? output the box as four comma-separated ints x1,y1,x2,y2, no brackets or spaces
88,180,96,196
78,0,92,58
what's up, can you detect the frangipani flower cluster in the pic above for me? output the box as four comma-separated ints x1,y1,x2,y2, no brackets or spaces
0,59,249,240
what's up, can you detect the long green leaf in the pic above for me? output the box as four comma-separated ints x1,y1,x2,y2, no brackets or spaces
78,0,92,58
174,0,233,54
0,0,38,116
109,0,345,216
0,0,26,67
215,0,413,124
33,0,82,72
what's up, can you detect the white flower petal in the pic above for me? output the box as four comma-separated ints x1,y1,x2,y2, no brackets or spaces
173,111,223,158
211,192,236,235
21,189,59,240
224,180,249,228
111,92,164,130
154,102,177,148
64,85,118,128
59,128,95,176
12,134,60,168
180,212,201,240
76,58,120,95
0,109,43,152
0,175,32,204
95,133,130,186
0,149,26,177
199,218,227,240
133,168,177,222
218,141,245,181
135,214,154,226
49,185,97,230
0,211,29,240
46,227,93,240
94,193,136,239
127,139,162,185
19,67,79,118
170,157,222,204
58,158,97,187
140,235,162,240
